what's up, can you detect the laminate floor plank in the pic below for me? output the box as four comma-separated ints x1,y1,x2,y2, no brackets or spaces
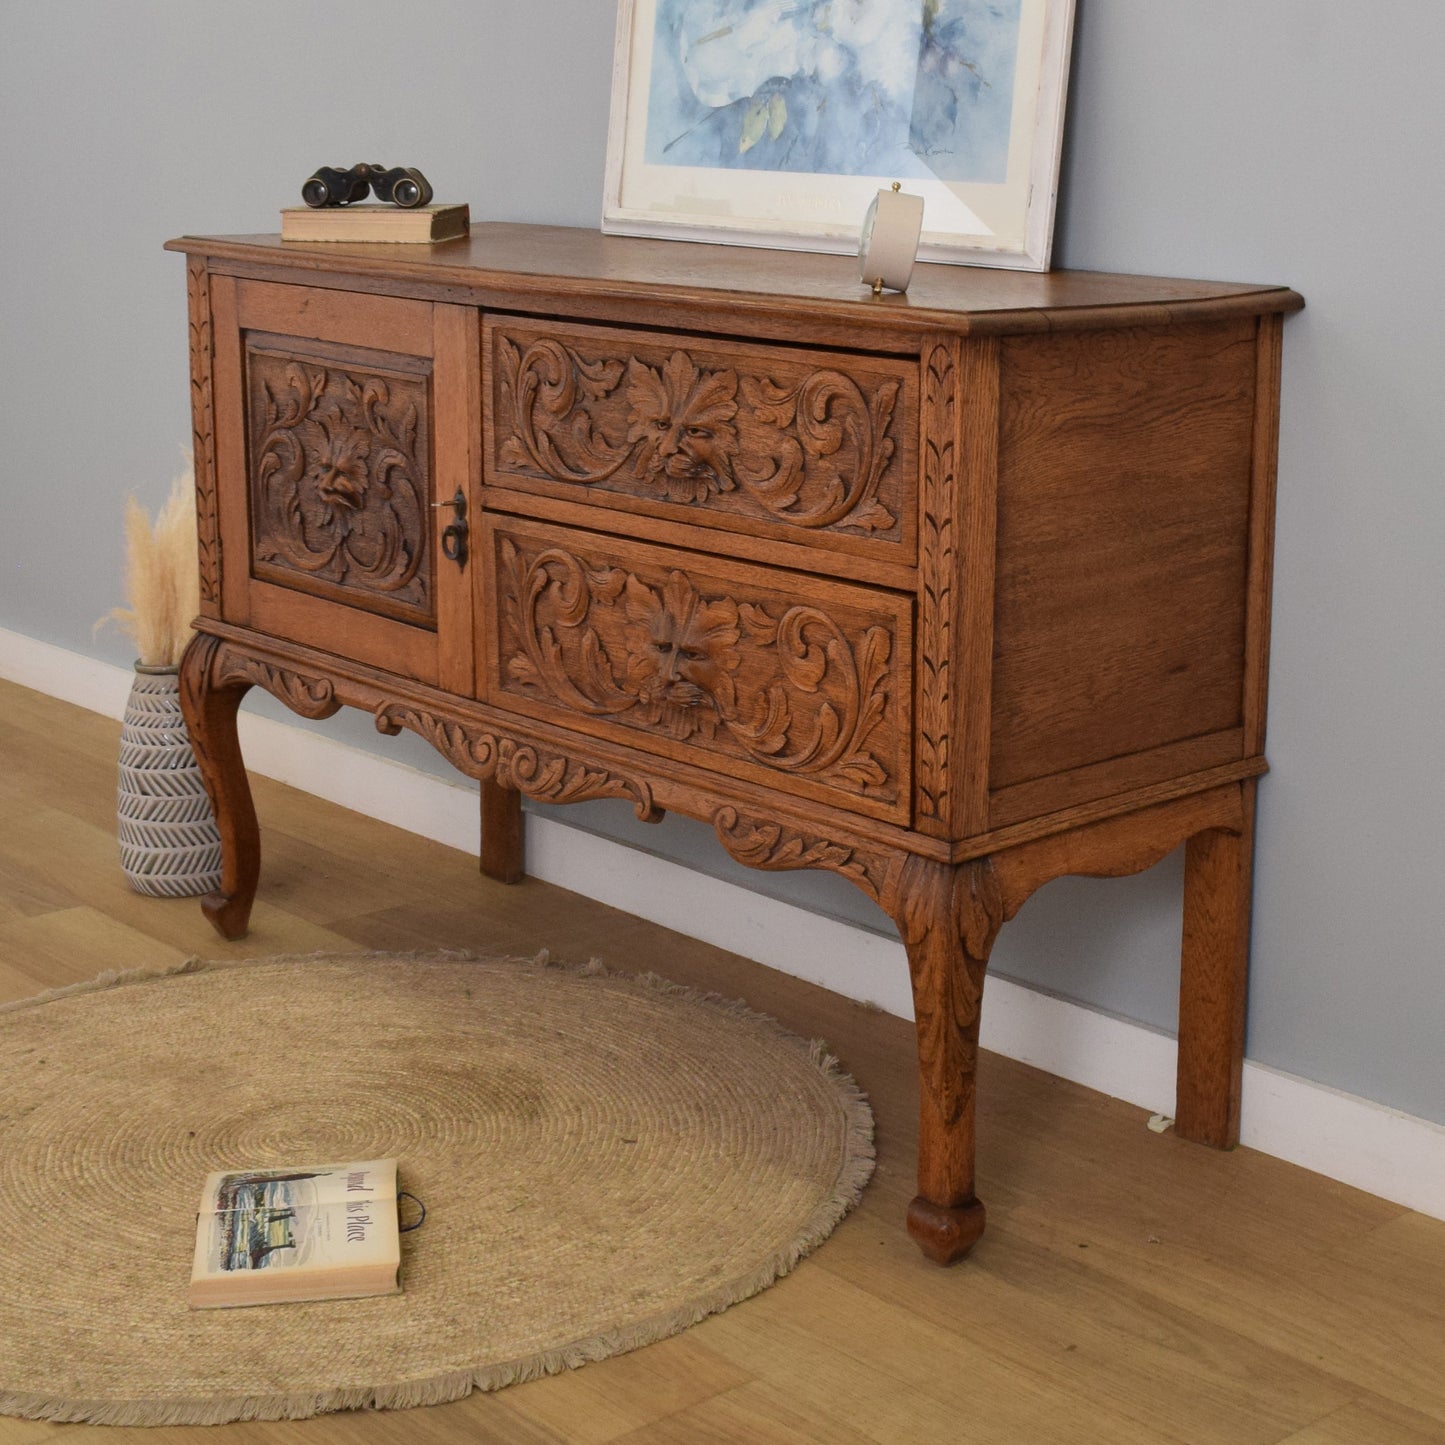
2,677,1443,1445
493,1336,750,1444
0,904,191,990
998,1166,1441,1425
0,1417,71,1445
692,1271,1172,1445
1272,1396,1445,1445
35,1397,569,1445
805,1227,1352,1445
606,1378,878,1445
0,848,85,920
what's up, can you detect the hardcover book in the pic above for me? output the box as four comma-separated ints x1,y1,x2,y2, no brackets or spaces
188,1158,401,1308
279,203,469,243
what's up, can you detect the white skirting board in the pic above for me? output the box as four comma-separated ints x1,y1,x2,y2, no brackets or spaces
4,624,1443,1224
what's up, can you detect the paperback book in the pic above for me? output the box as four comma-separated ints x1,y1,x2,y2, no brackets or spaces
189,1158,401,1308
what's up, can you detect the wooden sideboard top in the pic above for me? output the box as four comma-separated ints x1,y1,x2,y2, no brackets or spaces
166,223,1302,338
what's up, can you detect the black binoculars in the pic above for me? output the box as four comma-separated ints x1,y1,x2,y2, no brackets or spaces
301,164,434,209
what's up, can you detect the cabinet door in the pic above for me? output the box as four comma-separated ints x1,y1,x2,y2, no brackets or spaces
210,277,476,690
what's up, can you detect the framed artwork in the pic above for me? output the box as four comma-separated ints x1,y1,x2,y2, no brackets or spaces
603,0,1076,272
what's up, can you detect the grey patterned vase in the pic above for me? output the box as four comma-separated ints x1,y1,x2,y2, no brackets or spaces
116,663,223,897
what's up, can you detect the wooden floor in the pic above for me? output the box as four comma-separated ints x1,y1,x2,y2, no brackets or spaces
1,676,1441,1445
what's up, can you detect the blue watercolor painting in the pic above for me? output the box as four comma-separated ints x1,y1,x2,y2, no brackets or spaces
643,0,1022,182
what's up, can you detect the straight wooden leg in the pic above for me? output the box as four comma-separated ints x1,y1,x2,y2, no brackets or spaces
888,856,1003,1264
480,779,524,884
1175,779,1257,1147
178,633,259,942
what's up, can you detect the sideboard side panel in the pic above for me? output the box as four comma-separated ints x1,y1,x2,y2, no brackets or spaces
989,319,1258,818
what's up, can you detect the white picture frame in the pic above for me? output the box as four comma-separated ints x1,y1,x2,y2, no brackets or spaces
603,0,1076,272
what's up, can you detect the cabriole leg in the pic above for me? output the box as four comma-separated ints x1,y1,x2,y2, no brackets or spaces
1175,779,1257,1147
178,633,258,941
889,855,1004,1264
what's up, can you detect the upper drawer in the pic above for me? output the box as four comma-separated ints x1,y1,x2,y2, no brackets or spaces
485,318,918,563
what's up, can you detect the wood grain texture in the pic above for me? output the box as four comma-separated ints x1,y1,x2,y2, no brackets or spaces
1176,778,1256,1147
10,677,1445,1445
990,320,1258,796
961,756,1267,862
233,276,434,355
954,336,1001,837
432,303,480,696
987,728,1246,831
477,486,917,592
993,785,1246,923
165,225,1304,341
478,780,524,885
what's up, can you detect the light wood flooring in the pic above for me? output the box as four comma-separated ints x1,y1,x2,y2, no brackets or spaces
0,677,1441,1445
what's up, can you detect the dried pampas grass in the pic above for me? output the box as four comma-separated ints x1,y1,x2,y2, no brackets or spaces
98,463,200,668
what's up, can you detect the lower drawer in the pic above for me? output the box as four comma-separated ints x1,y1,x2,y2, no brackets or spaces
482,515,913,824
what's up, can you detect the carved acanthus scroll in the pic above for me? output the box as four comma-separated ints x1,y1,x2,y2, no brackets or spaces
494,330,903,537
496,536,898,800
247,352,432,620
712,806,897,905
375,704,660,821
210,647,339,720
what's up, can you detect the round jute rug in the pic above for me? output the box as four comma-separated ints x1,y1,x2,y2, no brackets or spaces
0,951,873,1426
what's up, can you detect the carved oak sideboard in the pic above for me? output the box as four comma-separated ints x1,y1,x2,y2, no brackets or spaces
166,225,1301,1264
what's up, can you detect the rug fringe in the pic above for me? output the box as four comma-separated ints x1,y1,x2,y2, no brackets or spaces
0,953,210,1015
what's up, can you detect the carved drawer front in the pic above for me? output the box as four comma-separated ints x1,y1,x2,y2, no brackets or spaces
484,516,913,824
246,337,434,627
486,318,917,562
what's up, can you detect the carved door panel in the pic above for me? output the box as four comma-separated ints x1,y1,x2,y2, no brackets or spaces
482,515,913,824
209,278,477,690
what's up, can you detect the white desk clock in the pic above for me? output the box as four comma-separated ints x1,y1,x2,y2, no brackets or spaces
858,183,925,295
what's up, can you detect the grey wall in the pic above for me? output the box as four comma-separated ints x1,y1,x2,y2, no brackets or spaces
3,1,1441,1124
